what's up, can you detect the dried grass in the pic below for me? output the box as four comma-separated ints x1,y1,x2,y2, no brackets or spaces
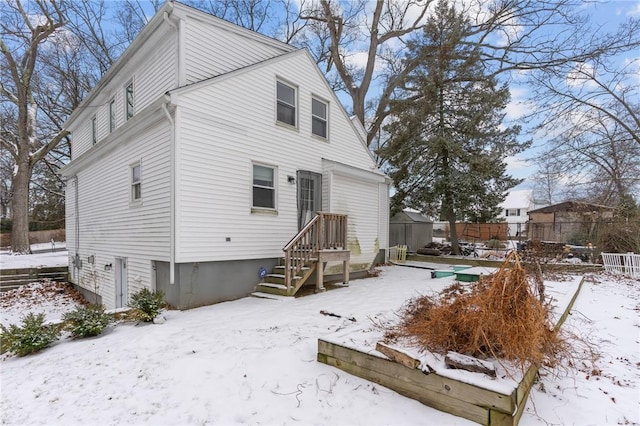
385,251,565,370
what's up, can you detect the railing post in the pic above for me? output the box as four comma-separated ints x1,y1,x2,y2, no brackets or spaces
343,215,348,250
318,212,325,250
284,251,291,291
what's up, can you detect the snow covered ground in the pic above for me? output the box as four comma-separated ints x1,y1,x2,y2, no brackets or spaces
0,253,638,425
0,242,68,269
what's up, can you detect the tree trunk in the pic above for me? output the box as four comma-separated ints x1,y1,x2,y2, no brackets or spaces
447,209,460,256
11,160,32,254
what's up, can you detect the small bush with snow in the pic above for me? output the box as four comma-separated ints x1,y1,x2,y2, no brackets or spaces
129,288,165,322
0,312,60,356
63,304,110,338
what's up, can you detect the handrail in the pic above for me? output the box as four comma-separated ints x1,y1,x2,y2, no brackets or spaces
283,212,348,291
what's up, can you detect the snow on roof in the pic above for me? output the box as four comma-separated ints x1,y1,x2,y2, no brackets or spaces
500,190,534,209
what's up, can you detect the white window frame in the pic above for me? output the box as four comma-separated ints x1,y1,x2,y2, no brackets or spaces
130,162,142,204
125,80,134,121
91,116,97,145
109,98,116,132
252,163,277,212
311,96,328,139
276,80,297,128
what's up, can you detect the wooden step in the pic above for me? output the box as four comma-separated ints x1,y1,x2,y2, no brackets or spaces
264,273,302,286
254,283,290,296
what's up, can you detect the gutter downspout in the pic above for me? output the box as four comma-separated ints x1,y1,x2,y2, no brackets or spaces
73,175,80,281
162,100,176,285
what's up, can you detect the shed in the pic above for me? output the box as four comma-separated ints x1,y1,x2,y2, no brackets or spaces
527,201,615,244
390,210,433,252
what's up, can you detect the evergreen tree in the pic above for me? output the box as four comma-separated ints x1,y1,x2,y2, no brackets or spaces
381,0,530,254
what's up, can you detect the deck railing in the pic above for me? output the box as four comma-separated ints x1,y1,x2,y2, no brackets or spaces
283,212,348,291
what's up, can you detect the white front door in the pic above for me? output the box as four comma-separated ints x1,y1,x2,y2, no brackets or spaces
115,257,128,308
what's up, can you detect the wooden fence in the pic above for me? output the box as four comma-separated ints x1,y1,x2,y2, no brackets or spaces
0,266,69,292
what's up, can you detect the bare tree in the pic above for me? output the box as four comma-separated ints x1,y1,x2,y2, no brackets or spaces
529,37,640,205
1,0,69,253
532,159,564,206
294,0,640,150
299,0,431,147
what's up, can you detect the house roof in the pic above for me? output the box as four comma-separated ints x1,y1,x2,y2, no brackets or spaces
527,201,616,214
391,210,433,223
63,1,295,130
500,190,534,209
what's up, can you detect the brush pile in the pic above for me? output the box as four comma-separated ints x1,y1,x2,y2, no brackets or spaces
384,251,564,369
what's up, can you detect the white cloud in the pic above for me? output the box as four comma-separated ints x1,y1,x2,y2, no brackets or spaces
505,155,532,179
505,86,534,120
565,62,599,89
627,1,640,16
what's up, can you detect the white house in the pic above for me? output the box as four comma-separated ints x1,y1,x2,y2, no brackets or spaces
61,2,390,309
498,189,536,238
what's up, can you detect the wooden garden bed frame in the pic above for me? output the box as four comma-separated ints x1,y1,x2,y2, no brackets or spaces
317,277,584,425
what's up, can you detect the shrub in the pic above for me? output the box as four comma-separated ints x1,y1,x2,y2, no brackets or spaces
129,288,165,322
63,304,110,338
0,313,60,356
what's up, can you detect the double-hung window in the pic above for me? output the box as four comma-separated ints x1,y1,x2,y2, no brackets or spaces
109,99,116,132
126,81,134,120
276,81,296,127
131,163,142,203
91,116,97,145
311,97,327,138
252,164,275,209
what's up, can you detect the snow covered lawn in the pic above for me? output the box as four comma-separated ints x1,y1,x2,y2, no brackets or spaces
0,265,638,425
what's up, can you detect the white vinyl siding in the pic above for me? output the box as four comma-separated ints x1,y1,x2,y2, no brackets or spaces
330,172,381,267
378,182,390,251
183,17,291,84
69,122,171,308
174,52,380,263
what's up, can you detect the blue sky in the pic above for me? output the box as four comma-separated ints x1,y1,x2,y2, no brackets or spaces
504,0,640,189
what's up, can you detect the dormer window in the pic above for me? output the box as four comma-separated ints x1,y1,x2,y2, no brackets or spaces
276,81,296,127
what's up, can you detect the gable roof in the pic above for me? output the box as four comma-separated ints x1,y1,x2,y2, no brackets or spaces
528,201,616,214
167,49,377,164
501,190,534,210
391,210,433,223
64,1,294,130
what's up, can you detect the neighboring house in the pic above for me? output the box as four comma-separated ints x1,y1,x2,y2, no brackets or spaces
527,201,615,244
498,189,537,238
389,210,433,253
61,2,390,309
